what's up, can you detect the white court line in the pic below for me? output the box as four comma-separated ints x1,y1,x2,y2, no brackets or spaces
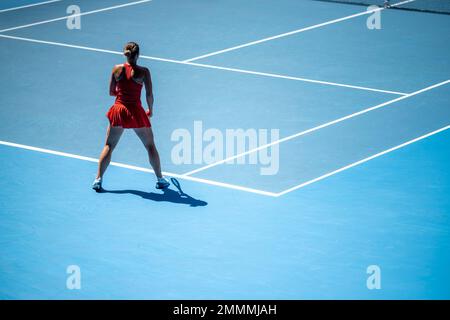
1,123,449,198
0,0,62,13
0,140,278,197
183,0,416,62
183,79,450,176
276,124,450,196
0,0,152,33
186,61,407,95
0,33,183,62
0,34,407,96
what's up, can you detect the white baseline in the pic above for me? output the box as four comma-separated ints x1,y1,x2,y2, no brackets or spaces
1,123,449,197
0,140,277,197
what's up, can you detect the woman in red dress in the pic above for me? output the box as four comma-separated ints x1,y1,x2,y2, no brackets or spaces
92,42,170,191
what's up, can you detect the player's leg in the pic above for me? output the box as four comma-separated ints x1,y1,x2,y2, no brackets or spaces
134,127,170,189
93,125,124,190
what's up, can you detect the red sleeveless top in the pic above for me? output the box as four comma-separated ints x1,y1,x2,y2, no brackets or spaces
106,63,151,128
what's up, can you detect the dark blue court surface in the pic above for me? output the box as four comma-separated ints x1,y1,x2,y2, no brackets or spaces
0,0,449,299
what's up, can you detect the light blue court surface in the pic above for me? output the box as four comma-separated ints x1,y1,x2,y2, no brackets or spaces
0,0,449,299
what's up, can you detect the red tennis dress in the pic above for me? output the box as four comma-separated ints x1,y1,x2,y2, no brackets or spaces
106,63,151,128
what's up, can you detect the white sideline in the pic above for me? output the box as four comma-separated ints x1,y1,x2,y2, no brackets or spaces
0,33,407,96
182,79,450,176
0,0,152,33
0,140,278,197
276,124,450,196
183,0,416,62
1,122,449,198
0,0,62,13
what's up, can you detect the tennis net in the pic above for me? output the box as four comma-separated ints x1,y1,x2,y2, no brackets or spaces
313,0,450,14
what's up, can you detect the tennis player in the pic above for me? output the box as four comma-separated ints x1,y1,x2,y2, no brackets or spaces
92,42,170,191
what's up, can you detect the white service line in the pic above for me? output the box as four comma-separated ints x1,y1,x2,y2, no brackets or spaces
186,61,407,96
0,140,278,197
0,0,62,13
276,124,450,196
0,0,152,33
183,0,416,62
0,34,407,96
0,33,172,61
182,79,450,176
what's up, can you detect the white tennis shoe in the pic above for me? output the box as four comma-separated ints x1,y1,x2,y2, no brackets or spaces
92,177,102,191
156,177,170,189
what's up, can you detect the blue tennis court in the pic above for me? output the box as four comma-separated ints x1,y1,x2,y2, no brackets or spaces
0,0,449,299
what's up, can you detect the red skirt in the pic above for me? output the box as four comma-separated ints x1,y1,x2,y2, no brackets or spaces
106,102,151,128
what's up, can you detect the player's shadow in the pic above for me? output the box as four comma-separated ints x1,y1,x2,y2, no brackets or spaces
100,178,207,207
